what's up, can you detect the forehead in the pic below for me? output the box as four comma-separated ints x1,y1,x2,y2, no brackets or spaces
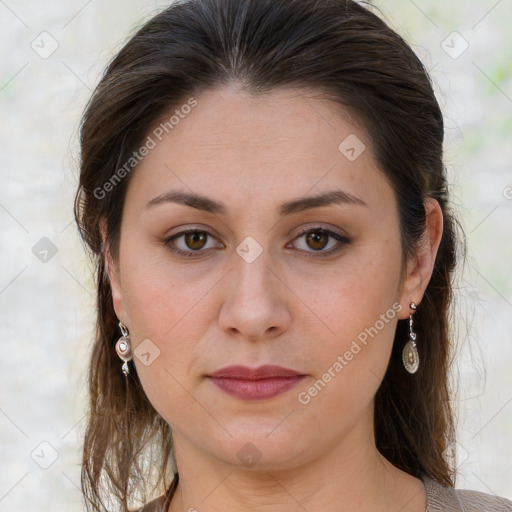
123,85,393,217
153,85,366,163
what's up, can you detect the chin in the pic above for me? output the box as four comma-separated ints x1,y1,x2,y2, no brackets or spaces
202,423,316,472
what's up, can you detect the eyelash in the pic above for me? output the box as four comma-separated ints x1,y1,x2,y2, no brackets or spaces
163,226,350,259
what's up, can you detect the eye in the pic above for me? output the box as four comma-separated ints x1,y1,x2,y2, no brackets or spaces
289,226,350,257
164,226,350,258
164,229,223,257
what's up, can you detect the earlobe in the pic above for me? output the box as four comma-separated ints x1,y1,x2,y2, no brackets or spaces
398,198,443,318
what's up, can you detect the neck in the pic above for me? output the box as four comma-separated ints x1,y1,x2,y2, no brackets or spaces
167,421,426,512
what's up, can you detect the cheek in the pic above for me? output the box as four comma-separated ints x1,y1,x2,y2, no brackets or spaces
120,237,213,341
298,236,402,348
294,279,400,442
118,242,229,420
294,238,402,407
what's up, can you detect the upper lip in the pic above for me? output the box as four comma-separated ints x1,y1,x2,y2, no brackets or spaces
208,365,304,379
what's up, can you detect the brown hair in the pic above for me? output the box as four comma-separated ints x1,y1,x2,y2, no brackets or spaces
74,0,462,509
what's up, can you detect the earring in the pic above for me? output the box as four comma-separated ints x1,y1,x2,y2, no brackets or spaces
402,302,419,374
115,321,133,376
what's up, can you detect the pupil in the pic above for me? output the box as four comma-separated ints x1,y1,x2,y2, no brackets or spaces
186,232,206,250
307,232,327,250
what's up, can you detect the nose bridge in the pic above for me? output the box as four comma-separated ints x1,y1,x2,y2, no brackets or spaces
232,235,275,300
218,234,290,339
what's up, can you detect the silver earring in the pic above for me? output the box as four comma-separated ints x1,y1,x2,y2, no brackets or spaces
115,321,133,376
402,302,419,374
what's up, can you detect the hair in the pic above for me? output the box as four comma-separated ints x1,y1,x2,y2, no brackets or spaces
74,0,463,509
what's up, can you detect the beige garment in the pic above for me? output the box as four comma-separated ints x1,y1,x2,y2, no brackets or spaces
134,474,512,511
422,475,512,511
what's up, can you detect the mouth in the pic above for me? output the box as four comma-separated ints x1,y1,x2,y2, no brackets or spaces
206,365,307,401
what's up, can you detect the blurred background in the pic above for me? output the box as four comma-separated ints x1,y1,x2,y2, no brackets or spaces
0,0,511,509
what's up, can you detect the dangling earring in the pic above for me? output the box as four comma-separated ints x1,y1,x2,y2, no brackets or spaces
115,321,133,376
402,302,419,374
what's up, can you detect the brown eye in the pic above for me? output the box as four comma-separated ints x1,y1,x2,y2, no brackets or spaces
164,229,222,257
291,227,350,258
184,232,208,251
305,231,329,251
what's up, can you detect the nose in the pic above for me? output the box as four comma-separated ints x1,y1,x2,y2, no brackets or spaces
217,247,292,342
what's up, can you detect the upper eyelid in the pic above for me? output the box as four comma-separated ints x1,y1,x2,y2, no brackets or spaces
293,224,347,237
167,221,347,237
166,224,346,241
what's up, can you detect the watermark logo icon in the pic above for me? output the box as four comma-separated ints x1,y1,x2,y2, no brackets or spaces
442,441,469,470
236,236,263,264
441,32,469,59
31,31,59,59
236,442,263,468
338,134,366,161
32,237,58,263
134,338,161,366
31,441,59,469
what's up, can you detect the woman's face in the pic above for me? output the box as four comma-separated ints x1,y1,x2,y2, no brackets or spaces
107,86,427,470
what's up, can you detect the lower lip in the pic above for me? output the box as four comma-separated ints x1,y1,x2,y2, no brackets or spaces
208,376,306,401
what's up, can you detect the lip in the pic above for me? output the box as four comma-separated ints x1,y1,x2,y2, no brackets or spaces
207,365,306,401
208,365,304,379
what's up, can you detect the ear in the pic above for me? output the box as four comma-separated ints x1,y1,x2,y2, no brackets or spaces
100,218,127,323
397,198,443,319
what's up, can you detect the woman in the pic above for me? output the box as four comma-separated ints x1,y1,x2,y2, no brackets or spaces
74,0,512,510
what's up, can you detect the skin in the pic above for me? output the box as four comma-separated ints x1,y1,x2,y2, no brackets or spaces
104,85,443,512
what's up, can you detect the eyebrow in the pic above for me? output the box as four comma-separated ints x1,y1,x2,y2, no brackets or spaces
145,189,366,216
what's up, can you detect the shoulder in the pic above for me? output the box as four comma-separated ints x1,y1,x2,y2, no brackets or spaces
422,475,512,512
130,494,168,512
129,475,179,512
